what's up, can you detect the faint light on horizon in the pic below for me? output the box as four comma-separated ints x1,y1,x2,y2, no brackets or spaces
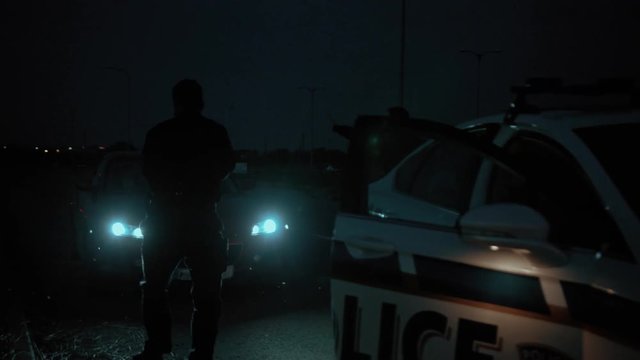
44,149,49,153
490,245,500,251
68,146,73,150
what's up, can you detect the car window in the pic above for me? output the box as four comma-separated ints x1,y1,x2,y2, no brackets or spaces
574,123,640,220
487,132,632,260
395,126,497,213
367,124,428,183
105,158,149,194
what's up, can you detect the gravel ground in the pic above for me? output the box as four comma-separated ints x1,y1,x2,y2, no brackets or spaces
25,275,333,360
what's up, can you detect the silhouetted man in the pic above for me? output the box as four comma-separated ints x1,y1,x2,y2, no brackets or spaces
134,79,234,360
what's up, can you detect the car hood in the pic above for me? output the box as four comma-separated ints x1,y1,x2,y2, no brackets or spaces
89,192,149,227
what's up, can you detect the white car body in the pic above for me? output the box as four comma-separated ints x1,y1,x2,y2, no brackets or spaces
331,102,640,359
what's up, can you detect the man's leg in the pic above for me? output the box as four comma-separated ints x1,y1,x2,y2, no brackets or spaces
185,231,225,360
139,230,181,357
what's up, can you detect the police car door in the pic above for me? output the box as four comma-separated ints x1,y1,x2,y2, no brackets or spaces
469,126,640,360
332,120,536,359
332,121,636,359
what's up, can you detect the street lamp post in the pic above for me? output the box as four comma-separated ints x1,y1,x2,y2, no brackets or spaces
104,66,132,145
460,50,501,118
399,0,407,107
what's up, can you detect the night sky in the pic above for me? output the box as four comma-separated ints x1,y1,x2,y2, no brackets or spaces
3,0,640,150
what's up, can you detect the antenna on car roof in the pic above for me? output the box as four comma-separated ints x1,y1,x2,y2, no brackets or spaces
503,77,639,124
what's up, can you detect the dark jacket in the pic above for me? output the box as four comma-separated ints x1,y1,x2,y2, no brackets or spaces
142,114,234,207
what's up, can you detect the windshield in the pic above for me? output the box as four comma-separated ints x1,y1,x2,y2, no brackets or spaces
105,158,149,194
574,122,640,219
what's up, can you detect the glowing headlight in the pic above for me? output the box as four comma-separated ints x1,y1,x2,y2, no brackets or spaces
263,219,277,234
111,222,126,236
251,218,288,237
132,227,144,239
110,222,144,239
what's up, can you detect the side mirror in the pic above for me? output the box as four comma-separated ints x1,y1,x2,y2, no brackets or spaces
459,203,568,267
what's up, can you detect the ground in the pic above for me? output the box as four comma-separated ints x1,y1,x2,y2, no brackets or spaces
23,271,333,360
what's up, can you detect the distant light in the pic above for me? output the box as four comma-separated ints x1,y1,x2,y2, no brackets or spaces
99,146,105,150
111,222,126,236
89,229,93,234
2,145,6,150
264,219,277,234
284,224,289,230
251,225,260,236
595,252,603,260
44,149,49,153
133,227,143,239
56,149,60,153
35,146,39,150
490,245,500,251
68,146,73,151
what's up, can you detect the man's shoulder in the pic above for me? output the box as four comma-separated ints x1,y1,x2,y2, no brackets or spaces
146,115,228,139
147,118,177,136
199,116,227,132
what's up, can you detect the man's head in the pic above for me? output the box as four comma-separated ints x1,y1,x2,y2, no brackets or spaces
173,79,204,115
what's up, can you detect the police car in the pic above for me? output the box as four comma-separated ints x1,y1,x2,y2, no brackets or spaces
331,79,640,359
73,151,291,282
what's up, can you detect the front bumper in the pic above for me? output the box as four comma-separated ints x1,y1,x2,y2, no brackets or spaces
233,231,293,273
89,232,236,280
88,233,143,275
